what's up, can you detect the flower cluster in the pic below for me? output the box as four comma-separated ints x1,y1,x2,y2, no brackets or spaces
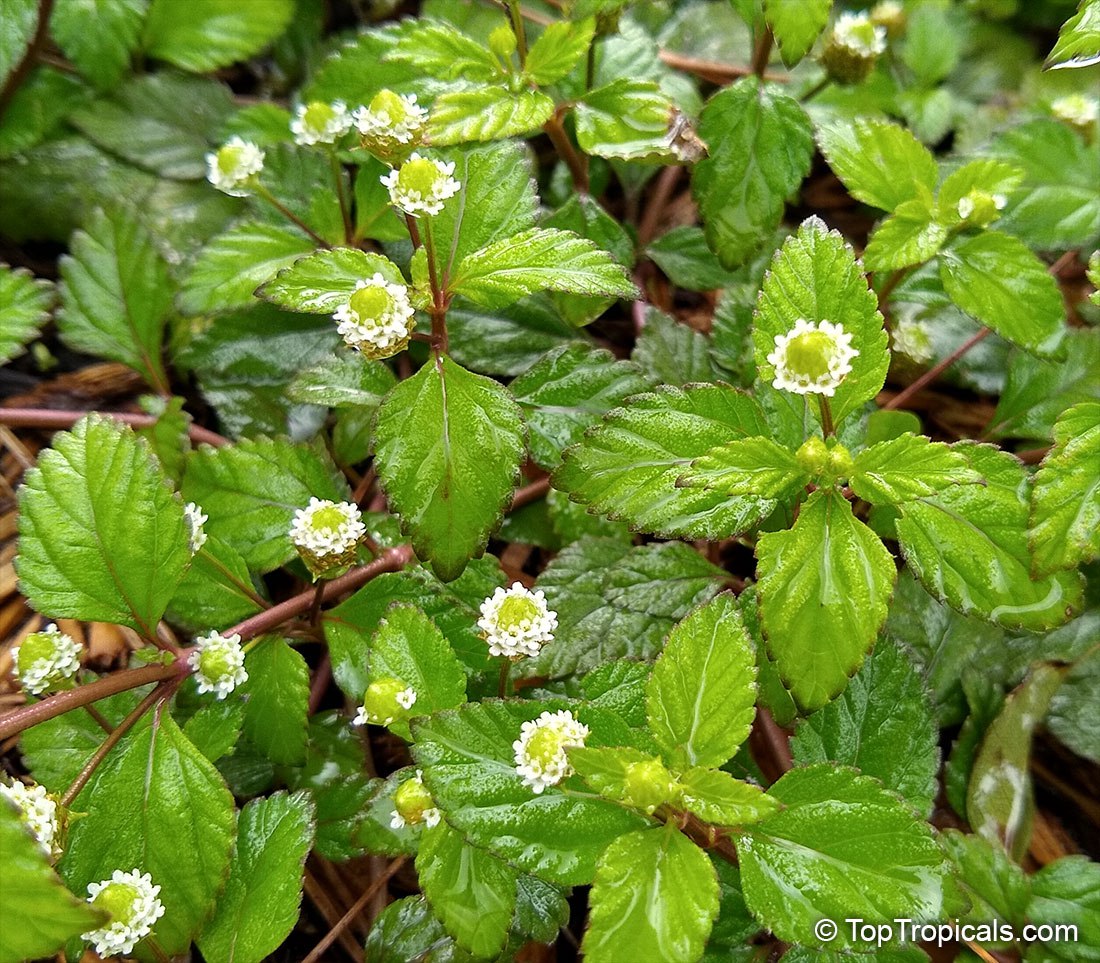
381,153,461,217
354,90,429,155
891,318,934,364
205,137,264,196
291,99,353,146
189,631,248,699
352,677,418,727
478,583,558,659
513,710,589,794
82,869,165,958
0,779,60,858
334,274,416,359
767,318,858,397
389,770,442,830
821,12,887,84
957,189,1007,227
183,501,208,554
1052,93,1099,133
12,623,82,696
289,497,366,576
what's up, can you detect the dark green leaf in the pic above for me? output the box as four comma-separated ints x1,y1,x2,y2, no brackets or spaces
1028,856,1100,958
143,0,295,72
288,353,397,409
240,638,310,766
1047,648,1100,764
633,308,724,385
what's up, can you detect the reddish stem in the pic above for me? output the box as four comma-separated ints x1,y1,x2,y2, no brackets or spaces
0,407,229,447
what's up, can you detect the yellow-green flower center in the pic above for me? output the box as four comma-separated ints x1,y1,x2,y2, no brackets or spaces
525,727,563,767
18,633,57,668
496,595,540,632
369,90,407,125
93,882,139,924
784,331,836,380
795,436,829,474
393,777,434,824
348,285,392,321
310,505,347,532
303,101,336,132
199,648,232,681
363,677,408,720
397,157,442,195
216,145,246,176
624,759,675,813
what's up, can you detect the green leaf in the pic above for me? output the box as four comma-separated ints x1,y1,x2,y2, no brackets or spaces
583,827,719,963
574,78,679,161
676,768,779,827
934,159,1024,226
428,87,555,145
1029,856,1100,957
753,217,890,426
967,664,1065,861
385,18,500,82
693,78,813,269
17,415,190,634
895,443,1084,631
511,343,653,470
901,4,961,85
353,156,407,243
850,433,982,505
568,745,656,806
180,221,316,316
450,227,637,309
764,0,830,65
818,119,939,214
0,262,52,364
863,199,948,272
412,700,648,885
61,713,235,955
69,73,234,179
525,17,596,84
990,120,1100,249
167,533,264,633
1046,0,1100,68
259,247,406,314
197,792,314,963
183,699,245,764
364,896,470,963
737,765,947,947
49,0,146,89
288,353,397,409
645,594,757,770
143,0,294,71
0,0,37,85
0,799,102,963
373,356,525,581
449,294,578,377
645,226,740,292
418,822,518,958
1029,402,1100,576
791,640,940,817
552,384,775,539
1048,648,1100,764
182,435,349,573
240,638,310,767
678,436,809,500
367,605,467,733
756,490,897,710
58,206,172,390
533,539,727,677
632,308,724,386
939,232,1066,358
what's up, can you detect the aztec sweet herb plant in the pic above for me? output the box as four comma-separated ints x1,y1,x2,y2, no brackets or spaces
0,0,1098,960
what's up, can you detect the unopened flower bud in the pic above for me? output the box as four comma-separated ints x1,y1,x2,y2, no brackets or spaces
956,189,1007,228
354,90,428,158
1051,94,1098,138
821,12,887,84
623,758,676,814
870,1,906,38
353,677,418,727
390,770,442,829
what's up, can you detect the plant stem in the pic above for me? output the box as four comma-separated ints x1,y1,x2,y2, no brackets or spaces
60,682,169,806
308,581,326,627
0,407,229,447
506,0,528,67
498,659,513,698
254,185,331,248
883,327,991,412
511,477,550,510
800,75,832,102
586,36,598,91
817,395,835,437
751,24,774,78
330,152,354,244
875,266,912,313
543,111,589,193
422,218,449,352
0,0,55,121
656,49,789,84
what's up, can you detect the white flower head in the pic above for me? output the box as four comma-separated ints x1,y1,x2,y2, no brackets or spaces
831,12,887,56
478,582,558,659
891,318,934,364
0,780,60,858
513,709,589,794
381,152,460,217
766,318,858,397
957,189,1007,225
389,769,442,829
333,273,416,359
289,498,367,578
12,624,82,696
183,501,208,554
353,90,428,153
206,137,264,196
1052,94,1099,129
83,869,165,958
291,99,353,146
189,631,247,700
352,677,417,727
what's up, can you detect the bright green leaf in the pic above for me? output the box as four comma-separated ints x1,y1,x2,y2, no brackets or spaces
183,699,245,764
167,533,264,633
143,0,294,72
428,87,555,145
49,0,147,89
0,0,37,85
374,355,525,581
385,18,501,82
757,490,897,710
693,77,813,269
575,78,679,161
850,433,982,505
0,262,52,364
198,792,315,963
935,159,1024,226
679,436,809,500
863,198,948,272
1028,856,1100,957
676,768,779,827
583,827,719,963
259,247,406,314
1046,0,1100,68
17,415,190,634
525,17,596,85
764,0,831,65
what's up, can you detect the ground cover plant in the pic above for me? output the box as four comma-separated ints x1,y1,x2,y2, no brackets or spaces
0,0,1099,960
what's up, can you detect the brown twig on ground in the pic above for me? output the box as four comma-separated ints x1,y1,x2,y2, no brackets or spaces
0,407,229,447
